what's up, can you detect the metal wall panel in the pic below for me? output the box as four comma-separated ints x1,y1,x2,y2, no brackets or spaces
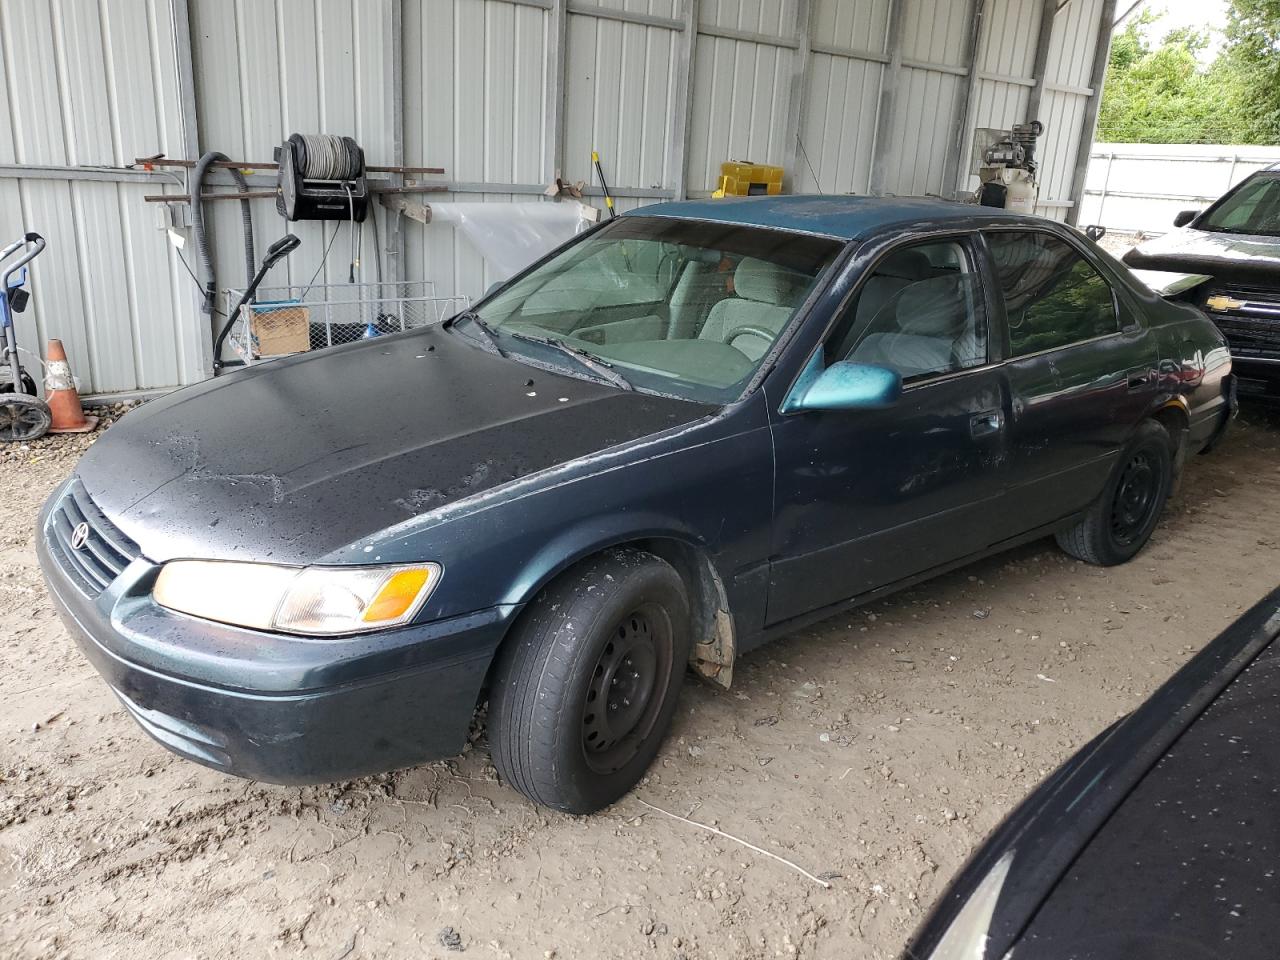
1034,0,1104,217
699,0,792,34
687,35,795,194
794,0,889,194
0,0,1111,394
796,53,882,193
563,11,676,188
0,0,203,395
883,67,962,197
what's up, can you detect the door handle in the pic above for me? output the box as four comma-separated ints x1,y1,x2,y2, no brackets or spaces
1127,367,1154,391
970,410,1004,438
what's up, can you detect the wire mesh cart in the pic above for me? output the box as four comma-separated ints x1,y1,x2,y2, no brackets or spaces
222,281,470,364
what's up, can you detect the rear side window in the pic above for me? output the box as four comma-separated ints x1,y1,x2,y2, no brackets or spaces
987,232,1119,357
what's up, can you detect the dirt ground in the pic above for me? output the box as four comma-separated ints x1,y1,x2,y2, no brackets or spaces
2,403,1278,960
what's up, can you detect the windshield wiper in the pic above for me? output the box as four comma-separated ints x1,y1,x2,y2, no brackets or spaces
451,310,506,357
504,331,634,391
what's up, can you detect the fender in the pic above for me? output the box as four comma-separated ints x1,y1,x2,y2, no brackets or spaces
498,510,706,608
496,513,741,688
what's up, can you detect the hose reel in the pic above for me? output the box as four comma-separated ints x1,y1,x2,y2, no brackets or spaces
275,133,370,222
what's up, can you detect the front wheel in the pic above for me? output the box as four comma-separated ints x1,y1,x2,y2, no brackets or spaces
1056,419,1173,566
489,549,691,814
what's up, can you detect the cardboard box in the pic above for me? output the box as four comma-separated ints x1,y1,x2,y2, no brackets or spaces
249,302,311,357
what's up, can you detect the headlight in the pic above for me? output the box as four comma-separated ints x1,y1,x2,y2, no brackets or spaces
153,560,441,635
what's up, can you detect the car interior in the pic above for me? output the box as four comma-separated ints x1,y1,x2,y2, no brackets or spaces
833,242,988,380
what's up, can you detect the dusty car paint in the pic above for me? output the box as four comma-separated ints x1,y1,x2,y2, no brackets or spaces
38,196,1236,785
905,586,1280,960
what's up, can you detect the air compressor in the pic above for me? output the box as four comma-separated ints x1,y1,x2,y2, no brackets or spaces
975,120,1044,213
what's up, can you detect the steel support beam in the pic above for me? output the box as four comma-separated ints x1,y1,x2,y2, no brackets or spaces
167,0,214,380
0,164,169,183
867,0,906,196
384,0,405,285
1026,0,1058,121
1067,0,1118,226
544,0,569,181
782,0,813,191
666,0,699,201
942,0,988,199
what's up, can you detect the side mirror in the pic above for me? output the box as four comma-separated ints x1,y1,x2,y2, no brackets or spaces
1173,209,1200,228
782,355,902,413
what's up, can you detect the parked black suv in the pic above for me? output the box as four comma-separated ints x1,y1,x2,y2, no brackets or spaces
1125,163,1280,403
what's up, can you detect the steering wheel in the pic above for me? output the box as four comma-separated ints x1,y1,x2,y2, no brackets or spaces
725,324,777,357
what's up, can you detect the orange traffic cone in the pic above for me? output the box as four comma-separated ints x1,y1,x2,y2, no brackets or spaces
45,339,98,434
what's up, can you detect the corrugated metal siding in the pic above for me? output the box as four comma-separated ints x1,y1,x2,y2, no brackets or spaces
0,0,1110,394
0,0,202,395
1035,0,1105,218
963,0,1039,193
794,0,889,194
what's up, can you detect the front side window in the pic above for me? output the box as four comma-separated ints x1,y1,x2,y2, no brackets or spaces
1198,174,1280,237
827,240,988,381
987,231,1119,357
461,217,841,403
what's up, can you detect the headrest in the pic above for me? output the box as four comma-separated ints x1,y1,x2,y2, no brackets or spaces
876,249,933,281
895,277,968,336
734,257,798,305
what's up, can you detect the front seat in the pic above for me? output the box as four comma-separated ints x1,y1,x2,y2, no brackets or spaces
851,276,970,378
698,258,800,361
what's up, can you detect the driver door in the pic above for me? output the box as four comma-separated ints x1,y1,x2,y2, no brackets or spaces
766,236,1012,624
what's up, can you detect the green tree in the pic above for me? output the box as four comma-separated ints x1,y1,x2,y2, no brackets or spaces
1213,0,1280,143
1097,3,1280,145
1098,16,1238,143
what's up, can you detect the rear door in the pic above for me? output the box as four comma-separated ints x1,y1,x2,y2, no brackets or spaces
982,229,1160,535
766,235,1011,624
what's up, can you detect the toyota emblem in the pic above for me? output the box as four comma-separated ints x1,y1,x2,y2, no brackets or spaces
70,522,90,551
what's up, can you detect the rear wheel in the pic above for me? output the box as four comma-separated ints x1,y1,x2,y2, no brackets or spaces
1056,420,1173,566
0,394,51,442
489,549,691,814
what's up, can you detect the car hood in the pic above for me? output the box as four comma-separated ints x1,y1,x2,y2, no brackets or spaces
1123,227,1280,285
77,326,714,564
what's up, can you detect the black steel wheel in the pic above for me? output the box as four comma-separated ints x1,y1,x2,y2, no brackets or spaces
1056,419,1173,566
1110,450,1161,547
0,394,51,442
580,602,674,775
489,549,691,814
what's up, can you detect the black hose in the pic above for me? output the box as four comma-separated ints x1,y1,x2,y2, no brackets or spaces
190,150,256,315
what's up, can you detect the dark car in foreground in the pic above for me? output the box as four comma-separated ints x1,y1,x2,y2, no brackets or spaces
905,585,1280,960
38,196,1233,813
1124,163,1280,403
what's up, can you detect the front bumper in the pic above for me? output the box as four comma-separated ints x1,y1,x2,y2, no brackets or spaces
1231,358,1280,404
36,489,512,785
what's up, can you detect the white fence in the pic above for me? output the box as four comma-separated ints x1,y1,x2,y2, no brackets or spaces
1078,142,1280,235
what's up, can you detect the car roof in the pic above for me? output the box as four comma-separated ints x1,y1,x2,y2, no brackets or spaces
624,194,1031,241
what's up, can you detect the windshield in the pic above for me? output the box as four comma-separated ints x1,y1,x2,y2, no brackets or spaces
1198,174,1280,236
456,216,842,402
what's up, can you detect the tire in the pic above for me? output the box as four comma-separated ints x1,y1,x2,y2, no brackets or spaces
0,394,51,442
1055,419,1173,566
489,548,691,814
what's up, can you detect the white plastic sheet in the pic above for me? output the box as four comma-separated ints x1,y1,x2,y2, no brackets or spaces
430,201,599,280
